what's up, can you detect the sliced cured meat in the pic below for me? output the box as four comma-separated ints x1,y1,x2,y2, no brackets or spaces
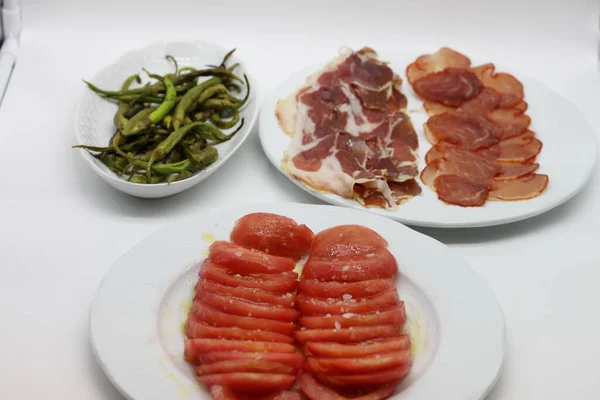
412,68,482,106
200,265,298,294
296,291,400,316
190,305,297,335
309,225,388,259
207,241,295,274
489,174,549,200
471,63,524,108
196,352,304,369
298,279,395,299
495,162,539,181
186,322,295,344
185,339,296,360
315,364,412,388
305,336,411,358
230,213,314,260
295,325,402,343
406,47,471,83
423,87,501,117
425,142,501,164
198,280,295,308
302,250,397,282
196,360,297,376
354,179,422,208
299,306,406,329
194,291,299,322
210,386,302,400
278,47,420,209
497,135,542,163
425,111,502,150
435,148,502,184
305,350,410,374
488,109,531,139
299,374,397,400
199,373,296,394
434,175,489,207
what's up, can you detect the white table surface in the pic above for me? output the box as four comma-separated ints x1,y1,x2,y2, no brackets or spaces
1,1,599,398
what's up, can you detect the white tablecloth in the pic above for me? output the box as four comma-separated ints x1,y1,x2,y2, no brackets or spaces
1,1,599,398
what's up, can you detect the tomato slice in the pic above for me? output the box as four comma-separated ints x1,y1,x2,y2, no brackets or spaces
310,225,388,259
298,279,395,299
195,351,304,369
301,250,397,282
315,364,411,387
196,360,297,376
185,320,294,344
210,386,302,400
190,305,297,335
295,325,402,343
305,336,411,358
208,241,295,274
198,280,295,308
230,213,314,260
296,290,400,316
200,265,298,294
299,305,405,329
185,339,296,361
305,350,410,374
298,374,396,400
199,373,296,394
196,291,299,322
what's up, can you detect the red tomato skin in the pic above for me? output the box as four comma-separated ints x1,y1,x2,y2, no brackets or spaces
315,364,412,387
196,351,304,369
185,321,295,344
305,336,411,358
199,373,296,394
298,279,395,299
198,279,295,307
208,241,295,274
301,250,397,282
296,290,400,316
299,305,406,329
295,325,402,343
200,264,298,294
310,225,388,259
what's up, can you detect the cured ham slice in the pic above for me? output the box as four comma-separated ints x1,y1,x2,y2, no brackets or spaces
412,68,482,106
277,47,421,209
489,174,549,200
408,47,547,206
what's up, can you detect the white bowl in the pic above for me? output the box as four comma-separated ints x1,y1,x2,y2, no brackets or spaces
73,41,258,199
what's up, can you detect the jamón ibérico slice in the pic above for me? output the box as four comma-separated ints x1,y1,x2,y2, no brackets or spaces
278,47,420,209
412,68,482,106
354,180,422,208
495,163,539,181
406,47,471,84
489,174,549,200
471,63,524,108
434,175,490,207
425,111,502,150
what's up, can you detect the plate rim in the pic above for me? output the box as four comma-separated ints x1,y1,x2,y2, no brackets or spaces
89,201,506,400
73,39,259,191
257,57,598,228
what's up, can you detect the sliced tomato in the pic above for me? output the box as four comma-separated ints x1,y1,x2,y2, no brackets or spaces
196,291,299,322
310,225,388,259
199,373,295,394
305,336,411,358
208,241,296,274
315,364,411,387
195,351,304,369
185,339,296,361
298,279,395,299
299,305,405,329
190,305,297,335
302,250,397,282
305,350,410,374
298,374,396,400
198,280,295,307
210,386,302,400
296,290,400,316
200,265,298,294
230,213,314,260
196,360,297,376
295,325,402,343
185,320,294,344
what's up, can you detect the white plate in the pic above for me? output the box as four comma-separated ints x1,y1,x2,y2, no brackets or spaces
90,202,505,400
258,50,597,228
74,41,258,199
